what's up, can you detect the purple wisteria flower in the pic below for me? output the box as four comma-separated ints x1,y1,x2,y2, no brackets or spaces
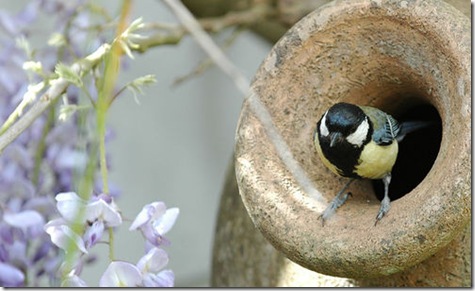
96,201,178,287
45,191,178,287
60,270,88,287
0,0,117,286
83,220,105,249
55,192,122,227
129,201,179,248
0,261,25,287
137,248,175,287
44,218,88,254
99,261,143,287
57,200,179,287
3,210,45,236
98,248,175,287
44,192,122,255
0,1,179,287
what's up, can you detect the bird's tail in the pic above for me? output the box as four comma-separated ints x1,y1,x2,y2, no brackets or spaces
396,120,435,142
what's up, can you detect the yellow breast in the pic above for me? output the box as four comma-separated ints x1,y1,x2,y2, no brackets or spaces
355,140,398,179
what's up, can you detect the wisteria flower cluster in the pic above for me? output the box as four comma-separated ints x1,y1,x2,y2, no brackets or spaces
0,1,96,286
44,193,179,287
0,0,178,287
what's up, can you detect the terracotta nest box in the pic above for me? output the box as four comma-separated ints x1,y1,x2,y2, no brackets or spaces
235,0,470,279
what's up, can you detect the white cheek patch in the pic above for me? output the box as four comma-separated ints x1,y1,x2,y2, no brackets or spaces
346,117,369,147
319,112,329,137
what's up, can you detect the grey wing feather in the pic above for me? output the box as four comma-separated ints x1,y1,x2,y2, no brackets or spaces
360,106,401,145
373,114,400,145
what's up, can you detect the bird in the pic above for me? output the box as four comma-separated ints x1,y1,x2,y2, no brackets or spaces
313,102,430,226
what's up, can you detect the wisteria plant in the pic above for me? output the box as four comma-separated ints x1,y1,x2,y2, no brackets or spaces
0,0,179,287
0,0,339,287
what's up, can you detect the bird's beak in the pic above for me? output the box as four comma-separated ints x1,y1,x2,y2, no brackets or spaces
330,132,342,147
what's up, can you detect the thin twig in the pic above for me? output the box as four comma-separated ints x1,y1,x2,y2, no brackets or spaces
173,26,244,87
197,4,270,33
162,0,250,95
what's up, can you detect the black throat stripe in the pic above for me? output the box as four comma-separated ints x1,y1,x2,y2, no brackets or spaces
317,120,371,179
321,139,362,178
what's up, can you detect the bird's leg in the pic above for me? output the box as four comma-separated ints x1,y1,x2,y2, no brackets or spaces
319,179,354,226
375,173,391,226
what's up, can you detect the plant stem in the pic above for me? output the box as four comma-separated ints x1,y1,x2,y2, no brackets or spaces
32,104,56,186
97,105,109,195
96,0,132,261
108,228,115,260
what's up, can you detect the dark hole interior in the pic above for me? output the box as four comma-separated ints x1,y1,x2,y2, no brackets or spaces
372,104,442,201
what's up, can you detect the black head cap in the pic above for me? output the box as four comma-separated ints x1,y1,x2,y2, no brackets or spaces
325,102,366,135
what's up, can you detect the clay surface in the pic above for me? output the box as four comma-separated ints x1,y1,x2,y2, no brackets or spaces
235,0,470,278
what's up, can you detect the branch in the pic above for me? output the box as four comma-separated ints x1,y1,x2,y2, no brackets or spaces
173,26,244,87
133,3,271,53
197,3,270,33
0,4,271,153
0,44,111,153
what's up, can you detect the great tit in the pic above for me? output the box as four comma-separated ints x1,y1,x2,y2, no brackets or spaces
313,102,429,226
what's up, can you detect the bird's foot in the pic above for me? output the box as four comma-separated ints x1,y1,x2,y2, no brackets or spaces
374,195,391,226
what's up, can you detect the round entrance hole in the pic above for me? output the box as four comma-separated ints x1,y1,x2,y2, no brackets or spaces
373,104,442,201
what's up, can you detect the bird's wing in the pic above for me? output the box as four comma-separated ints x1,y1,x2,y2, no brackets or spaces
360,106,400,145
376,114,400,145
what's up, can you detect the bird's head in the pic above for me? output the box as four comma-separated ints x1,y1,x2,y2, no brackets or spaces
317,102,371,148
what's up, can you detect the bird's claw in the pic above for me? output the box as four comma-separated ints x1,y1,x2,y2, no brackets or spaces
374,195,391,226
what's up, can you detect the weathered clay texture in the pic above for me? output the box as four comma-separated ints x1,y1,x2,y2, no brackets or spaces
235,0,470,279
